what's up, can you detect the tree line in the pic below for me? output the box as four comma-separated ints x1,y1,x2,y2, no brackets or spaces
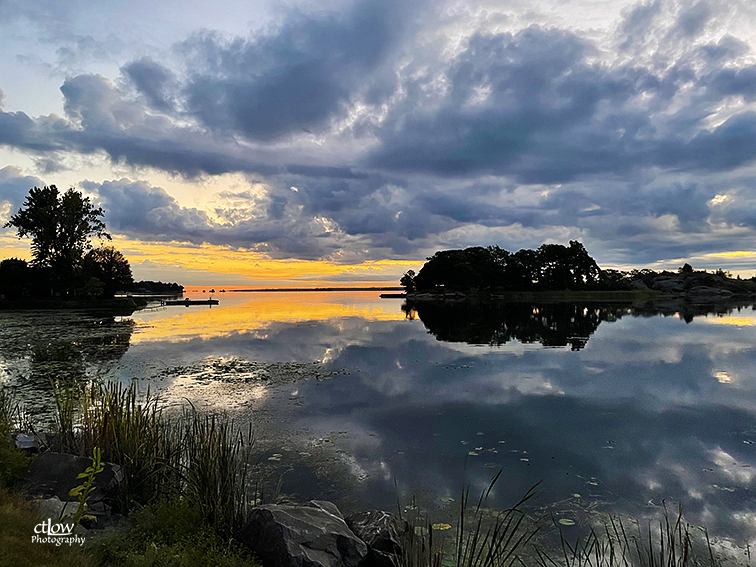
1,185,132,300
401,242,756,294
400,241,634,293
401,241,604,292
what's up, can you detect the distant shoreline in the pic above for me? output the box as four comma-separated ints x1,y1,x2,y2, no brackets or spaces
227,286,404,293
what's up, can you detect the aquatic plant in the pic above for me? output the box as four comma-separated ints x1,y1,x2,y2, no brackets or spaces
180,409,252,536
400,471,541,567
533,504,724,567
0,387,30,487
49,379,252,537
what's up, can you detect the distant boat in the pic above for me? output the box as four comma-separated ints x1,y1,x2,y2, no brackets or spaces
220,289,226,293
202,290,206,293
209,288,215,293
162,298,219,306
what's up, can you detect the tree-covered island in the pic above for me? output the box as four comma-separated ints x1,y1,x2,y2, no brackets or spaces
0,185,182,305
401,241,756,301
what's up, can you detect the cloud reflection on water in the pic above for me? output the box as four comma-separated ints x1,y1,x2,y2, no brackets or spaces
4,292,756,544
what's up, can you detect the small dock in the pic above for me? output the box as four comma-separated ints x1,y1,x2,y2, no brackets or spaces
162,298,219,306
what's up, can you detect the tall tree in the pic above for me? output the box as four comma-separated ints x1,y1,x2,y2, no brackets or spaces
5,185,110,294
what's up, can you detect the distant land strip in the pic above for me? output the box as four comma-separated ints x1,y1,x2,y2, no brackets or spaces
229,286,404,292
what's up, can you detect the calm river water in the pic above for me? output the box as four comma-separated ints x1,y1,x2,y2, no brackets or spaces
2,290,756,547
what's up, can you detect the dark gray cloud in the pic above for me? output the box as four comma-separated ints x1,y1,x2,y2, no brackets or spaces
673,0,711,38
123,57,177,113
0,167,45,215
172,0,414,141
368,25,756,184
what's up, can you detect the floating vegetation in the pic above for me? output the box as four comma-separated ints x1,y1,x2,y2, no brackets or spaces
154,356,343,386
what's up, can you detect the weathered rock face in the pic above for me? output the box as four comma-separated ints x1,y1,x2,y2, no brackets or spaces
238,500,368,567
345,510,407,567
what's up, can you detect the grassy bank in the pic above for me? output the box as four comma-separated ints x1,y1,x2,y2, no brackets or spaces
1,381,259,566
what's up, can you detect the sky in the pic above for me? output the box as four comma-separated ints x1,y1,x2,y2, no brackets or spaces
0,0,755,286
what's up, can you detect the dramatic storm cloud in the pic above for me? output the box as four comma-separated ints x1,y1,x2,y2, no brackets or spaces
1,0,756,279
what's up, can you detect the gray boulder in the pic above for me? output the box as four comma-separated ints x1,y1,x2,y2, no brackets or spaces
22,451,122,523
687,286,734,302
345,510,407,567
629,279,648,290
651,277,684,292
239,500,368,567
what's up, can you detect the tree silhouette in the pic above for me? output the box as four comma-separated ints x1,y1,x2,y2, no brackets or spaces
6,186,110,271
82,246,133,298
400,270,416,292
5,186,110,295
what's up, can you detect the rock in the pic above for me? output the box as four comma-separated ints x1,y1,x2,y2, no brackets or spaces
22,452,122,521
345,510,407,567
687,286,734,302
650,277,684,293
238,500,368,567
629,279,648,290
15,433,38,451
37,496,78,523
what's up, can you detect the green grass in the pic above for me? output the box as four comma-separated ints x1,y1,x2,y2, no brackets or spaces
0,388,30,488
0,485,91,567
88,498,259,567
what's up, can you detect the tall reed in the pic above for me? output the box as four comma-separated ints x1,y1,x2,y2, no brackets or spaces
533,504,722,567
400,471,541,567
181,411,252,536
49,379,252,536
78,380,180,506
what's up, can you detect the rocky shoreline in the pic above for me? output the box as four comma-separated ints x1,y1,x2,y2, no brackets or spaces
20,448,408,567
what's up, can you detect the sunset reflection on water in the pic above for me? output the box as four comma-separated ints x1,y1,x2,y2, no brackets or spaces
130,291,406,343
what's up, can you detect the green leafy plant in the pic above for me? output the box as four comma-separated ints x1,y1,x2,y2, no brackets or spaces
69,446,105,526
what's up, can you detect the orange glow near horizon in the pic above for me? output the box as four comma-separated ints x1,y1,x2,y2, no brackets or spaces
113,236,418,285
705,316,756,327
0,233,420,286
130,291,406,343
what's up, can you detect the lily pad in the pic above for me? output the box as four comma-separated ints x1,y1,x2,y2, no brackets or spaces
559,518,576,526
468,451,479,456
432,523,452,530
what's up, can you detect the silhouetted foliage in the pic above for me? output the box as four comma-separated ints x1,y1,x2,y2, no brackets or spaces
6,186,109,271
0,258,30,299
4,186,110,296
0,186,146,301
82,246,133,298
412,240,602,292
133,281,185,294
400,270,416,293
